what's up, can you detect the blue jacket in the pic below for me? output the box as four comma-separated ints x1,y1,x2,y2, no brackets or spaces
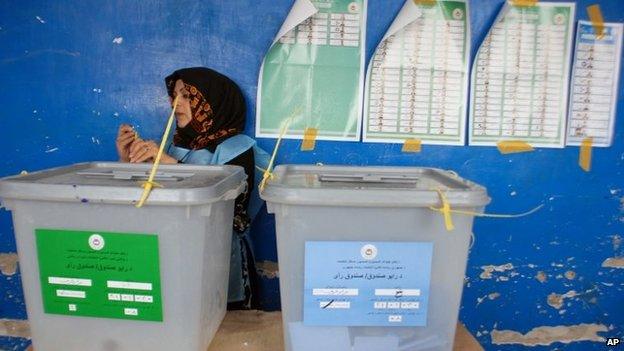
167,134,270,302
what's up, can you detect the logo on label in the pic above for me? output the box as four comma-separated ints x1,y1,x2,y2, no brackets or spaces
88,234,105,251
606,338,621,347
553,13,565,25
348,2,359,14
452,9,464,20
361,244,378,260
389,315,403,323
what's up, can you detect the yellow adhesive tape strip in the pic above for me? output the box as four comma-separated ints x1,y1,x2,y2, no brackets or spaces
587,4,605,40
413,0,437,5
579,137,593,172
510,0,538,7
497,140,534,154
135,96,179,208
402,139,422,153
301,127,318,151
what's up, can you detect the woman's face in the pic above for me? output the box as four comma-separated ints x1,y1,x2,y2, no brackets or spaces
171,79,193,128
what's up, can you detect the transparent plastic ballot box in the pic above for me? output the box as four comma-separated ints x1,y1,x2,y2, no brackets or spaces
0,162,246,351
261,165,490,351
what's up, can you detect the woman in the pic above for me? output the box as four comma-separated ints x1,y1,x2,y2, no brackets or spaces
116,67,268,309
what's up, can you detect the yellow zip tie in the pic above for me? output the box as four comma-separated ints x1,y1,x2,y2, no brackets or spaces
402,139,422,153
135,96,179,208
587,4,605,40
259,108,300,193
579,137,593,172
497,140,534,154
430,188,455,231
255,165,269,174
259,119,291,193
510,0,538,7
429,188,544,232
301,127,318,151
256,166,276,184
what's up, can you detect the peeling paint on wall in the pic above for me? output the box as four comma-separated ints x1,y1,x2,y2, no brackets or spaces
491,323,607,346
476,292,501,306
480,263,514,280
547,291,578,310
256,261,279,279
488,292,500,300
0,253,18,276
602,257,624,269
564,270,576,280
0,319,30,339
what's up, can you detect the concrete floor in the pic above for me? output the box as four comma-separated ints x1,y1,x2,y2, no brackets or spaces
207,311,483,351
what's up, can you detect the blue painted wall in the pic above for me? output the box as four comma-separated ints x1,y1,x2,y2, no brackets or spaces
0,0,622,350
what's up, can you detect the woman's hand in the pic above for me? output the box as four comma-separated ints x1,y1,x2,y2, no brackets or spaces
116,124,137,162
129,139,178,164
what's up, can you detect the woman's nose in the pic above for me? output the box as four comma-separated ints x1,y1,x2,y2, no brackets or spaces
170,98,180,109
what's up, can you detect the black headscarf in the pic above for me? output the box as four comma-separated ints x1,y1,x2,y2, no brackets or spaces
165,67,246,152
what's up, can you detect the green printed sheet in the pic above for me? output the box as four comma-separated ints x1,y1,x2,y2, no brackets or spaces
257,0,367,141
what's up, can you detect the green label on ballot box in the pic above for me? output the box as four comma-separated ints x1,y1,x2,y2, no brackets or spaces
35,228,163,322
